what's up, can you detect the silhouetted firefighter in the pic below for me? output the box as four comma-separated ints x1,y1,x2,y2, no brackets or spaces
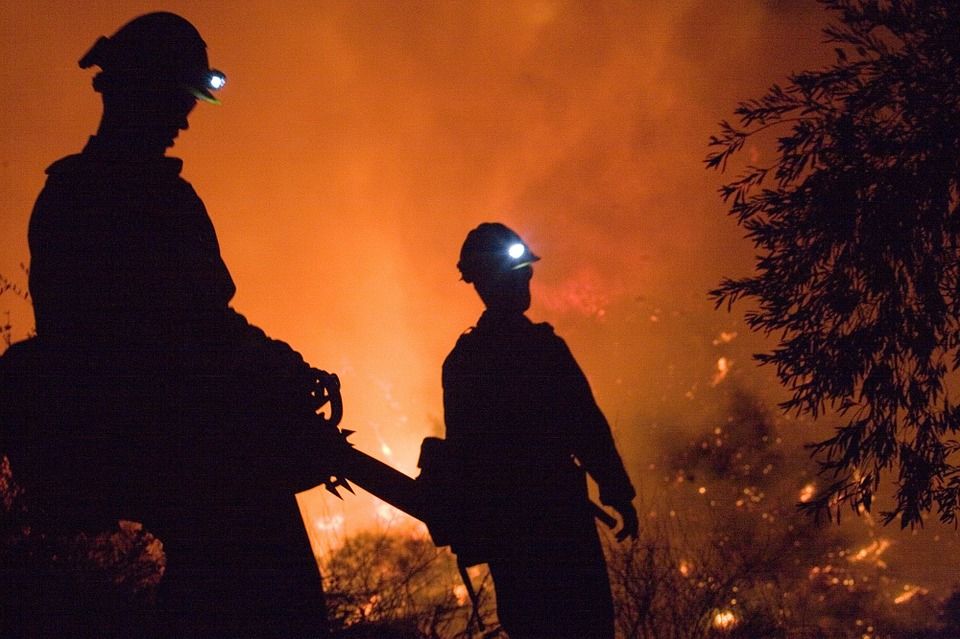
0,13,346,637
427,223,639,639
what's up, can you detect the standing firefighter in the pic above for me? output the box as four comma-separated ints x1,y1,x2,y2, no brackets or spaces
2,12,344,637
440,222,639,638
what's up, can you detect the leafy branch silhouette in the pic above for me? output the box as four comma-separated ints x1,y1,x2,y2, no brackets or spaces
707,0,960,527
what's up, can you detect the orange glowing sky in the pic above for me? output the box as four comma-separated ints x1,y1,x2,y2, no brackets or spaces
1,1,956,589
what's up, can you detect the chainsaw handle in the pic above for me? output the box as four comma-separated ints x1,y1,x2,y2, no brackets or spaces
310,369,343,427
591,502,617,529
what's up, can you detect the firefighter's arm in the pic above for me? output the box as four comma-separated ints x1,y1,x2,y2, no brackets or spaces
612,500,639,541
217,308,343,424
554,337,638,538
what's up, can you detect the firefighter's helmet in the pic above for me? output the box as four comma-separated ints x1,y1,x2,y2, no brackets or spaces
79,12,226,104
457,222,540,284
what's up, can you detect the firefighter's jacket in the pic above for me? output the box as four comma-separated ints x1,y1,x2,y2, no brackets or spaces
28,137,303,390
18,134,334,522
441,309,635,562
4,136,332,633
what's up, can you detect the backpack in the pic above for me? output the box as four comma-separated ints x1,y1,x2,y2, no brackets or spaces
416,437,497,635
416,436,507,568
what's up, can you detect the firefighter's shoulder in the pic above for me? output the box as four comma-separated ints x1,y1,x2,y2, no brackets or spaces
445,326,481,364
453,325,481,348
531,320,559,340
530,321,576,357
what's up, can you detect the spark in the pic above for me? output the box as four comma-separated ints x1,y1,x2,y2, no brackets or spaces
381,442,393,457
848,539,891,563
799,482,816,503
893,584,928,604
712,331,738,345
711,357,732,386
678,560,692,577
453,584,469,606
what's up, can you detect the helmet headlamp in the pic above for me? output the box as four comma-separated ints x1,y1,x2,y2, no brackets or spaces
186,69,226,103
457,222,540,283
207,70,226,90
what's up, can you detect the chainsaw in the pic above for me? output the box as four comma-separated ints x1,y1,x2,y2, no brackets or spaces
310,370,616,530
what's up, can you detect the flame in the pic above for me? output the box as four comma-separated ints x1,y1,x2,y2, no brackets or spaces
712,609,738,632
361,594,381,618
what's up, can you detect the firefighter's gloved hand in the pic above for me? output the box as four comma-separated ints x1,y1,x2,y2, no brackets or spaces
613,501,639,542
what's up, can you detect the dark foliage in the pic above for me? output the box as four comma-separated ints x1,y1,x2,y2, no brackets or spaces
707,0,960,527
322,530,498,638
0,266,30,348
0,455,166,636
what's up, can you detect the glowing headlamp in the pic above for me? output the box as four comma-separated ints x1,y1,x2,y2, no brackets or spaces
507,241,539,270
186,69,227,104
207,70,226,90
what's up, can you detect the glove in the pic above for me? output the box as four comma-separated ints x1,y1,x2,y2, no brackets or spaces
613,500,639,542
